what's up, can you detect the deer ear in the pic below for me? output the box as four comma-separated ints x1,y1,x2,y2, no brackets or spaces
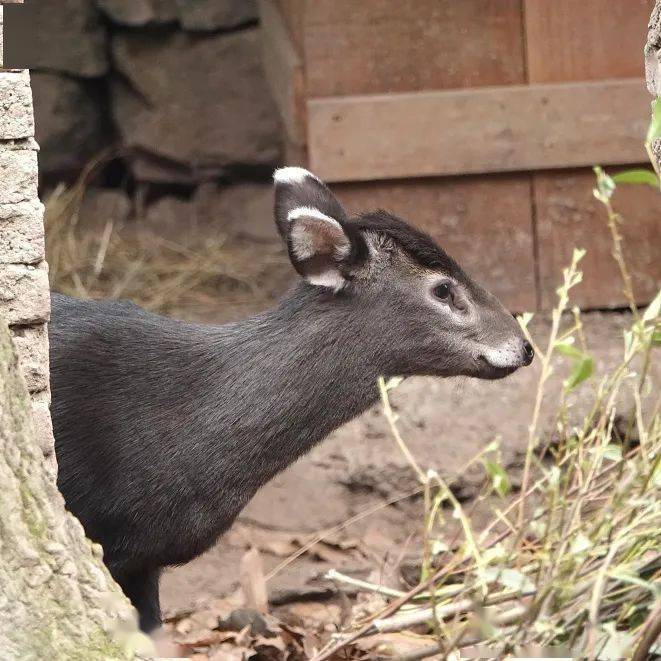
273,167,356,290
283,207,353,290
273,167,348,236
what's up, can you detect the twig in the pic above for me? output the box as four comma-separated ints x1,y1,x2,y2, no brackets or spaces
368,591,532,634
631,600,661,661
324,569,406,599
378,377,426,483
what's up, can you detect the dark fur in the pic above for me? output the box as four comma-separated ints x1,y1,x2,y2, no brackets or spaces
353,211,466,278
50,288,391,630
50,172,530,630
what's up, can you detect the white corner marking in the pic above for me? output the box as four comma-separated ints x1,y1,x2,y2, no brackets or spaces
273,166,321,185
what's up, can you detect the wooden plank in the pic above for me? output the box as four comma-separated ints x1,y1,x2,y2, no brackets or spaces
259,0,305,145
303,0,525,97
535,170,661,309
333,175,536,312
308,79,650,183
524,0,654,83
526,0,658,308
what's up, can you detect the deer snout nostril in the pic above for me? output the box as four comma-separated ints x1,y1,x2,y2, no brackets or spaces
522,340,534,365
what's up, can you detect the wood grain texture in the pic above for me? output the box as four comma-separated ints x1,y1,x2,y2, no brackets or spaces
308,79,650,182
303,0,525,96
524,0,654,83
259,0,305,145
333,175,536,312
535,170,661,309
527,0,658,308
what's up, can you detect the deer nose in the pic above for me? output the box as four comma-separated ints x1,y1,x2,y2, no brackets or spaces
522,340,534,366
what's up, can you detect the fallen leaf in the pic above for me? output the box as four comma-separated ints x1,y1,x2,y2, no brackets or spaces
240,547,269,614
208,643,256,661
354,632,435,656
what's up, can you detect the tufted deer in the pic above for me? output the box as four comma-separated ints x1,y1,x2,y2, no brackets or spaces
49,167,533,631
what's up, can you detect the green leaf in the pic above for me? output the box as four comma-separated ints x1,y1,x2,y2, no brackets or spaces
555,337,583,359
484,460,510,497
430,539,449,556
602,444,623,462
653,460,661,489
612,169,660,188
642,289,661,322
570,532,592,554
608,568,661,599
646,97,661,144
652,329,661,345
623,329,634,354
564,355,594,391
483,567,535,593
572,247,587,264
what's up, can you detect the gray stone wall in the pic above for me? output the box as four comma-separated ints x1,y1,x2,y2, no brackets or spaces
19,0,281,186
0,7,55,477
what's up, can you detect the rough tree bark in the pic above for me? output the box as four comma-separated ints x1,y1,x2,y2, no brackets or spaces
646,0,661,169
0,320,148,660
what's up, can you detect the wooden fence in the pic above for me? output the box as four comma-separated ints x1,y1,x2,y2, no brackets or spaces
261,0,660,311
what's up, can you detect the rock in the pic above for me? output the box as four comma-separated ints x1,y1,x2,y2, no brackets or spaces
31,396,55,458
0,141,39,205
0,201,45,266
194,182,278,242
112,28,282,184
79,188,132,230
132,152,205,186
24,0,108,77
0,71,34,140
31,72,110,177
144,196,194,240
220,609,269,636
96,0,257,29
139,183,278,243
96,0,177,26
12,325,50,394
177,0,258,31
0,262,50,325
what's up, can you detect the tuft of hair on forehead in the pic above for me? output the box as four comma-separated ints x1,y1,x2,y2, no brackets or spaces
351,210,466,278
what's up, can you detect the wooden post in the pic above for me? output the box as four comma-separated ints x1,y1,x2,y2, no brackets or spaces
646,0,661,170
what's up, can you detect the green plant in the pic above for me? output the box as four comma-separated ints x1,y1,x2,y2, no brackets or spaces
313,107,661,661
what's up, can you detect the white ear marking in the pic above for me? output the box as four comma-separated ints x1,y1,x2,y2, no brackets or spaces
289,222,318,260
273,167,321,185
287,206,339,226
287,206,352,270
306,269,346,291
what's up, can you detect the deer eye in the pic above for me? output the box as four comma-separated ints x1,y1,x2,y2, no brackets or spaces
433,283,451,300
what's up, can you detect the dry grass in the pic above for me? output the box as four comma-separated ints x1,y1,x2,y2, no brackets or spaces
44,168,285,321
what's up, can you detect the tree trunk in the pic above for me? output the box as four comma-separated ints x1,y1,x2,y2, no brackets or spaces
646,0,661,169
0,319,147,660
